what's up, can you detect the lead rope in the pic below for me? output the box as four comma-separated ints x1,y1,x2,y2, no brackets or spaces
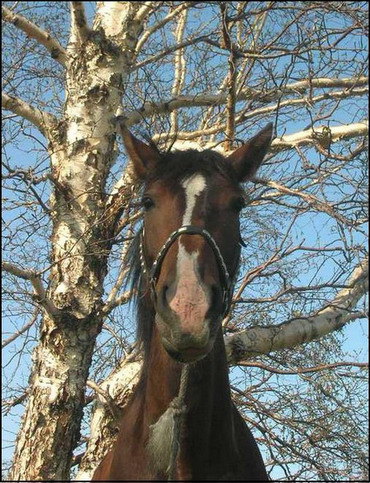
167,364,190,481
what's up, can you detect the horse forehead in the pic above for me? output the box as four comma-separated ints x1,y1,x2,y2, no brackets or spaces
181,173,207,192
181,173,207,202
148,170,236,206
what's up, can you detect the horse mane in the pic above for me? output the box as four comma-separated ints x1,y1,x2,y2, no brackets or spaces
124,227,155,356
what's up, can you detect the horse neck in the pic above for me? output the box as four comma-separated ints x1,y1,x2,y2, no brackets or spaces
141,322,183,421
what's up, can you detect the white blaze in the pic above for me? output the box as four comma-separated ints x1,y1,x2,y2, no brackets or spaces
179,173,206,263
169,174,209,331
181,174,206,226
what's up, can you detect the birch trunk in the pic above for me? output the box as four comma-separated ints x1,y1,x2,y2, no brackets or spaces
9,3,145,480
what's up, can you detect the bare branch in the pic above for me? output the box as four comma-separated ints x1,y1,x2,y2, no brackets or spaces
2,92,56,135
133,35,209,71
102,290,134,314
254,178,355,227
219,3,238,151
2,262,60,317
2,391,29,414
238,87,368,124
238,360,368,375
225,257,368,364
2,309,40,348
2,5,67,65
170,8,187,134
135,2,196,55
86,380,121,420
70,2,90,43
270,122,369,153
122,77,368,126
156,120,368,156
134,2,161,23
281,76,368,91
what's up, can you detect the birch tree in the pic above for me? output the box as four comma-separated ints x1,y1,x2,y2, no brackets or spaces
2,2,368,481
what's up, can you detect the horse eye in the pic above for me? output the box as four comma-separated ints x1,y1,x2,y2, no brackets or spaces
141,196,154,211
231,196,246,212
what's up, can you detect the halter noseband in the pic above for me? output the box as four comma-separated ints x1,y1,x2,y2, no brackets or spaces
139,225,235,317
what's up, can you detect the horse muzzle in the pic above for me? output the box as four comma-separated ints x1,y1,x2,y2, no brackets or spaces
155,279,220,362
160,330,212,363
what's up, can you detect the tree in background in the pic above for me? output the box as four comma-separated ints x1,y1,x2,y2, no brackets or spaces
2,2,368,481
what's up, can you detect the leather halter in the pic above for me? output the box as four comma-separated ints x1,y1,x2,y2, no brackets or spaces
139,225,235,317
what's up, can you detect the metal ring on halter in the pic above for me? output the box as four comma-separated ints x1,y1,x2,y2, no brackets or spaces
140,225,235,317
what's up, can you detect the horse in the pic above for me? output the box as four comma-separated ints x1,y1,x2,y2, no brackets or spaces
92,122,273,481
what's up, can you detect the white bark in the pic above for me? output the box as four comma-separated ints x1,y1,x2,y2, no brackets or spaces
9,316,98,480
52,1,143,317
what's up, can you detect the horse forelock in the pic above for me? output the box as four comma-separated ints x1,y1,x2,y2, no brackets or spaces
147,148,237,185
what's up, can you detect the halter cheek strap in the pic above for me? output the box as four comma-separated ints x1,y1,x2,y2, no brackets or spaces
139,225,236,317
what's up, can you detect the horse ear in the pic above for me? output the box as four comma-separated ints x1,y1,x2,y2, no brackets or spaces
120,125,160,180
227,123,273,182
